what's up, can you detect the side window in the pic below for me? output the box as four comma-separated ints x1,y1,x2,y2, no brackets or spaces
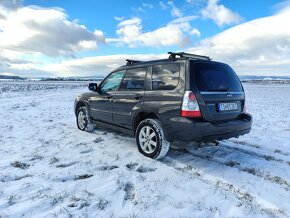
152,64,180,90
120,68,146,91
99,71,125,92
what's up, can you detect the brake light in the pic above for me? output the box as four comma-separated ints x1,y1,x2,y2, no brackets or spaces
181,91,201,117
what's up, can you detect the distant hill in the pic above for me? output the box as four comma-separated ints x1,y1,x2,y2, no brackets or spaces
239,75,290,84
0,75,26,80
39,76,104,81
0,75,104,81
239,75,290,81
1,74,290,83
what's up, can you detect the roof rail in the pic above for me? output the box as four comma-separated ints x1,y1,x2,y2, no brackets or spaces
126,59,141,65
168,52,211,61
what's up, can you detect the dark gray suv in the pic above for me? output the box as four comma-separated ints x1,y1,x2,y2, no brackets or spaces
74,52,252,159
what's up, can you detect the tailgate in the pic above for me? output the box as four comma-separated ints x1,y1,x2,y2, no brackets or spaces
198,91,245,121
190,61,245,122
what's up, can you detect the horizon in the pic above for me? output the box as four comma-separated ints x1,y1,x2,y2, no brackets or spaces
2,73,290,80
0,0,290,77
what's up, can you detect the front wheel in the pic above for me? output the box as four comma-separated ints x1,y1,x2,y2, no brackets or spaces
136,119,170,159
76,106,94,132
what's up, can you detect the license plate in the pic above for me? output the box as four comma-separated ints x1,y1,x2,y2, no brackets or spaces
218,102,238,111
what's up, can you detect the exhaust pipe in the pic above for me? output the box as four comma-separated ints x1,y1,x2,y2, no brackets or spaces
207,140,219,146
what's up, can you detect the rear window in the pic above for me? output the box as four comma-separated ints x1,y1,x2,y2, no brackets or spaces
120,68,146,91
152,63,180,90
192,62,243,92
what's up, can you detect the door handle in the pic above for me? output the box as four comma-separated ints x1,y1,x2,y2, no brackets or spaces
134,93,142,100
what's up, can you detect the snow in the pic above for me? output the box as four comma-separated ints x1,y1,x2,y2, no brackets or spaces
0,82,289,217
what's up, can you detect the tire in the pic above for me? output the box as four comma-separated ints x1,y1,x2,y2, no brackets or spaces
136,119,170,159
76,106,94,132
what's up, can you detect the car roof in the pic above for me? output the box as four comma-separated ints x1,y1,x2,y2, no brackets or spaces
115,58,225,72
112,52,226,72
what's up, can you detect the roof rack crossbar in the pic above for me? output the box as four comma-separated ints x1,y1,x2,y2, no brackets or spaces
168,52,211,61
126,59,141,65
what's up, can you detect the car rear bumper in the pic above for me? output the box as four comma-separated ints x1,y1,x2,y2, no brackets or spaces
160,113,252,142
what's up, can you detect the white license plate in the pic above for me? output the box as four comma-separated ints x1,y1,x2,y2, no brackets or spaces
218,102,238,111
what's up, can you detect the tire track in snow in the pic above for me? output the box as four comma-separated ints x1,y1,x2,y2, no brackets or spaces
229,139,290,157
162,155,289,218
227,140,290,163
172,146,290,191
94,131,290,192
103,133,281,216
188,141,288,165
219,142,287,164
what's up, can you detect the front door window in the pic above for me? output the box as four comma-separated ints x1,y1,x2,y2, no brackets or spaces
99,71,125,93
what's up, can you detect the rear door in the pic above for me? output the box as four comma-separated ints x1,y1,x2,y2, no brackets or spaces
190,61,245,122
112,67,146,129
144,62,184,116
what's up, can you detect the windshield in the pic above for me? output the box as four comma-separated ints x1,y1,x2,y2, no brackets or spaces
192,62,243,92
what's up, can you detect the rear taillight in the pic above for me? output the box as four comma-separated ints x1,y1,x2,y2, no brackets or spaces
181,91,201,117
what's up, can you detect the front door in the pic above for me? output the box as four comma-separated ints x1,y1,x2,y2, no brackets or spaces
89,71,125,124
112,67,146,129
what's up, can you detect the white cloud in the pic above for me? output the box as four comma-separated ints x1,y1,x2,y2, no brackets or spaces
201,0,242,27
108,16,199,48
36,54,167,77
0,0,22,10
142,3,154,9
44,5,290,77
190,28,201,37
132,2,154,14
114,16,124,21
2,1,290,78
117,17,141,27
0,5,105,57
169,15,198,24
0,3,106,77
187,6,290,75
168,1,183,17
159,1,167,10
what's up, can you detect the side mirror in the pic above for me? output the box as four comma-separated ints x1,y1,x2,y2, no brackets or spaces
88,83,98,92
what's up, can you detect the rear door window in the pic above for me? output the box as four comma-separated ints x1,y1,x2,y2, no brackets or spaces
152,63,180,90
193,62,243,92
120,68,146,91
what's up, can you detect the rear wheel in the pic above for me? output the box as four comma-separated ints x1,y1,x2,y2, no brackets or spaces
136,119,170,159
76,106,94,132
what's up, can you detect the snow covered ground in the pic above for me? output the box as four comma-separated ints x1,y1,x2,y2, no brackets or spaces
0,82,289,217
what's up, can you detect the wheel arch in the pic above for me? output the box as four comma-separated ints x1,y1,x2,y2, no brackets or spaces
75,100,90,116
133,111,159,135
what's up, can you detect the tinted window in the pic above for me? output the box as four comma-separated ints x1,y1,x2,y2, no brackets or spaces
152,64,180,90
120,68,146,91
193,62,243,92
100,71,125,92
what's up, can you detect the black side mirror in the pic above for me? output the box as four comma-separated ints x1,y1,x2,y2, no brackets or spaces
88,83,98,92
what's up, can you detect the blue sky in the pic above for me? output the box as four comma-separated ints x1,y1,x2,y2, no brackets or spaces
22,0,279,55
0,0,289,77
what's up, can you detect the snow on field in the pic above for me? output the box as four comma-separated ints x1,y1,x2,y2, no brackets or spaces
0,82,289,217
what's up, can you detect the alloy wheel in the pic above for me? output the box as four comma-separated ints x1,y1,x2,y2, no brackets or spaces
138,126,157,154
77,110,86,129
